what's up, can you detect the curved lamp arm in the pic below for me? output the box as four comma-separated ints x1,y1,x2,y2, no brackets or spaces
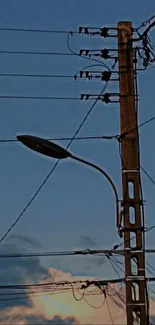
71,154,119,228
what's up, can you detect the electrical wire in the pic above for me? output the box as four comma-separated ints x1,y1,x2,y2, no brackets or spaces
105,255,124,297
0,64,106,79
70,283,85,301
107,292,125,313
0,285,103,303
0,73,74,78
0,111,154,144
1,248,155,259
0,134,116,143
140,165,155,186
0,286,84,302
106,297,114,324
0,27,80,34
0,84,108,244
118,115,155,140
1,113,154,144
0,95,80,100
84,295,105,308
67,32,111,70
0,36,117,243
135,16,155,33
0,280,86,290
0,50,73,56
0,249,100,258
106,254,122,280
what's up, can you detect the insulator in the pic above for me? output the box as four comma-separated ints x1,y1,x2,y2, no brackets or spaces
101,71,111,81
79,27,82,34
100,27,109,38
80,94,90,100
79,49,90,56
84,28,89,35
101,49,109,59
143,58,148,67
102,92,111,104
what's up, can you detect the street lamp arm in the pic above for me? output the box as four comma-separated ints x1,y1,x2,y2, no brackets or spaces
71,154,119,227
16,134,120,230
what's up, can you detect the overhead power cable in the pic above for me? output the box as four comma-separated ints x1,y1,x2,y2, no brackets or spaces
0,50,73,56
67,33,110,69
0,278,125,290
106,297,114,324
0,134,116,143
0,95,80,100
1,67,154,245
114,222,155,251
0,31,118,244
0,248,154,259
0,114,154,144
118,116,155,140
0,288,77,302
140,165,155,186
0,27,80,34
0,81,110,243
0,73,74,78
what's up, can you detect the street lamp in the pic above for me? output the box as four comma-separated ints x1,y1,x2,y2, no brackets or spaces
17,134,120,228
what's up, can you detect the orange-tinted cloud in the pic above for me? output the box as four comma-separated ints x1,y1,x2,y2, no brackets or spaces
0,267,128,324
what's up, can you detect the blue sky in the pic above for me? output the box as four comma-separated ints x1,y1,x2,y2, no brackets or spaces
0,0,154,282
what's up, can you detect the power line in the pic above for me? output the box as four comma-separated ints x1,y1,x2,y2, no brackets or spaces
116,113,155,250
114,222,155,250
0,113,155,144
0,248,154,259
106,297,114,324
0,72,110,79
0,50,73,56
118,116,155,140
67,32,110,69
0,289,75,302
0,81,109,243
0,278,125,290
0,66,153,244
0,95,80,100
0,27,79,34
0,73,74,78
141,165,155,186
0,134,116,143
0,30,116,243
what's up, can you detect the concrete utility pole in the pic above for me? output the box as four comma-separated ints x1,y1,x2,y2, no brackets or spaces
117,22,148,325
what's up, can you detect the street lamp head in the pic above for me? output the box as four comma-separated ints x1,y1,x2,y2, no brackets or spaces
17,135,71,159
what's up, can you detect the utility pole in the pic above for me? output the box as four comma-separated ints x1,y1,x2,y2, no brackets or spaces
117,22,148,325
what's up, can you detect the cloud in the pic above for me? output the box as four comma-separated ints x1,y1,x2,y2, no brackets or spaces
24,315,77,325
5,235,42,248
0,307,77,325
0,236,80,324
0,236,50,311
47,235,105,277
0,234,126,325
0,235,154,325
79,236,97,248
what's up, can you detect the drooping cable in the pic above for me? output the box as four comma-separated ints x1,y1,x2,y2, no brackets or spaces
106,296,114,324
